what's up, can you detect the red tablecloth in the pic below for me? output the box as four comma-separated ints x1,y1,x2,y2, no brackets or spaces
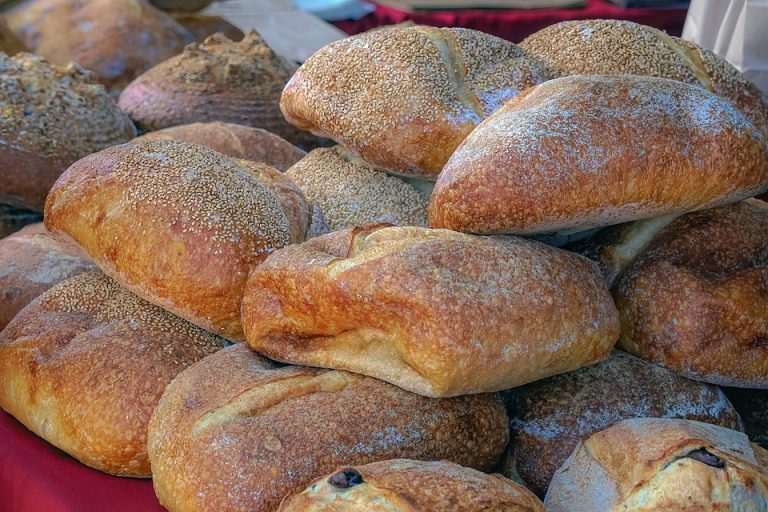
333,0,688,42
0,409,163,512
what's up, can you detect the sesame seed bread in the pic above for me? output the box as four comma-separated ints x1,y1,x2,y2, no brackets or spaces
285,146,429,230
278,460,545,512
241,225,619,398
544,418,768,511
280,25,553,179
5,0,193,94
503,350,744,497
0,53,136,210
0,271,228,477
44,140,297,340
169,12,244,43
429,76,768,235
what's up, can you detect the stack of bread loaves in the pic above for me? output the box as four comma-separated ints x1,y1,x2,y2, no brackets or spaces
0,13,767,512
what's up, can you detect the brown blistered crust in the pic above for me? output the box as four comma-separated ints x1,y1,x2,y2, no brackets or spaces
0,222,95,329
241,225,619,398
520,19,768,138
0,17,25,54
149,0,214,11
723,388,768,449
148,344,508,512
544,418,768,511
278,459,545,512
429,75,768,235
280,25,552,179
503,350,743,497
132,122,305,171
170,12,244,42
0,271,227,477
6,0,193,94
44,139,292,340
0,53,136,210
614,200,768,388
285,146,429,230
118,31,322,149
0,204,42,239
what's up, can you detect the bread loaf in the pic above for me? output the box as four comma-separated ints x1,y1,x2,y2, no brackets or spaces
148,343,509,512
119,31,322,149
0,223,95,329
285,146,429,230
279,460,545,512
6,0,193,94
242,225,619,398
503,350,743,497
429,76,768,235
44,140,299,340
0,271,227,476
280,25,552,179
0,53,136,210
520,19,768,137
723,388,768,449
132,122,305,171
544,418,768,511
0,17,24,54
170,13,244,42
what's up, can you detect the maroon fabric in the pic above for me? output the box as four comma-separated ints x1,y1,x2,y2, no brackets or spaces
0,409,163,512
332,0,688,42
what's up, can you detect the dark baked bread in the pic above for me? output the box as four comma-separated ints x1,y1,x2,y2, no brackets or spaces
503,350,743,497
148,343,509,512
0,271,227,476
170,12,244,42
723,388,768,449
279,460,545,511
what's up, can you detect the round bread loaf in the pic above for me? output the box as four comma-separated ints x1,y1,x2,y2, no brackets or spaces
544,418,768,511
503,350,744,497
242,225,619,398
6,0,193,94
429,75,768,235
0,53,136,210
280,25,553,179
132,122,305,171
723,388,768,449
0,223,95,329
0,17,25,54
118,31,321,149
149,0,214,11
169,12,244,42
0,204,42,239
520,19,768,138
285,146,429,230
279,459,545,511
614,200,768,388
0,271,227,477
44,139,297,340
148,343,509,512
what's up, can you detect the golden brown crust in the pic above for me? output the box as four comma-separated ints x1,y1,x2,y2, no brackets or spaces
429,75,768,235
44,139,292,340
614,201,768,388
279,460,545,511
0,53,136,210
6,0,193,94
280,25,552,179
150,0,213,11
504,350,743,497
132,122,305,171
170,12,244,42
149,344,509,512
242,225,619,397
0,271,227,476
544,418,768,511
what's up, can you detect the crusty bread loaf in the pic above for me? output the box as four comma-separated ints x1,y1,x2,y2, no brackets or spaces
279,460,545,512
6,0,193,94
285,146,429,230
0,204,41,239
149,0,213,11
170,12,244,42
0,271,227,477
520,19,768,138
0,53,136,210
119,31,322,149
503,350,744,497
280,25,552,179
429,76,768,235
723,388,768,449
148,343,509,512
242,225,619,398
0,223,95,329
544,418,768,511
44,139,298,340
0,17,25,54
132,122,305,171
613,200,768,388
